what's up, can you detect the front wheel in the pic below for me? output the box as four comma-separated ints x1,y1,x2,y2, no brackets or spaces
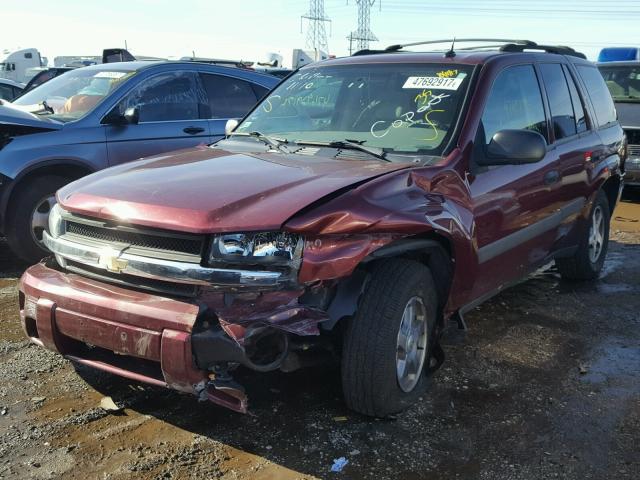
341,259,438,417
6,175,72,263
556,190,610,280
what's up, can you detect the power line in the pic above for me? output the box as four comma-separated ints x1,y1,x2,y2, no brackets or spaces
301,0,331,53
347,0,380,54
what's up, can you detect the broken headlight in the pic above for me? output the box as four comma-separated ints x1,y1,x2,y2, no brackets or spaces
208,232,303,266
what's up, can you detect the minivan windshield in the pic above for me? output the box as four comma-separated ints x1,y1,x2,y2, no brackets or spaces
236,63,473,156
12,68,135,122
599,65,640,102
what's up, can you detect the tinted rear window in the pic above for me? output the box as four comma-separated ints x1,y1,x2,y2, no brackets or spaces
540,63,576,140
576,66,617,127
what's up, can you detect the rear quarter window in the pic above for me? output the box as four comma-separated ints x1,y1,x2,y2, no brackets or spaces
576,65,617,127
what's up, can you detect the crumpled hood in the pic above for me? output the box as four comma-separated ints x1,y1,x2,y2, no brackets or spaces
58,146,412,233
0,104,62,130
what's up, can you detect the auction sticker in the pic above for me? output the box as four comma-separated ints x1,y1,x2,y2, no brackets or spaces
403,76,464,90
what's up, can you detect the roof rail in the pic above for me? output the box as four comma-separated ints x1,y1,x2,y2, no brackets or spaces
353,38,586,59
499,43,586,59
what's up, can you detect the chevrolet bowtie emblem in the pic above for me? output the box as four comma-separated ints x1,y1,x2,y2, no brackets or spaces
98,248,128,273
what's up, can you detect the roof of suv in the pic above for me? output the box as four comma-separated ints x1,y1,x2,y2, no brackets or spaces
62,60,280,81
320,39,591,67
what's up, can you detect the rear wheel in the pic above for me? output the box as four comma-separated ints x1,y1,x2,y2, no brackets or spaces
341,259,438,417
556,190,610,280
6,175,72,263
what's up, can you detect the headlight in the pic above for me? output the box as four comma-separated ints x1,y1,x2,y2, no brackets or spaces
48,203,66,239
208,232,303,266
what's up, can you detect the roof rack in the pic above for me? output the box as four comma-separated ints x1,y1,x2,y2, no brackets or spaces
177,57,255,68
352,38,586,59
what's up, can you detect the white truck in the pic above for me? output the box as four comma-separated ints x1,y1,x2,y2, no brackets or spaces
292,49,329,69
0,48,45,84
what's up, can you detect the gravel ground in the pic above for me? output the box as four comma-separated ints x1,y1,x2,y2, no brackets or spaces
0,192,639,480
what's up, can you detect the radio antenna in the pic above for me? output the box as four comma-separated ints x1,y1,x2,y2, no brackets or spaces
445,37,456,58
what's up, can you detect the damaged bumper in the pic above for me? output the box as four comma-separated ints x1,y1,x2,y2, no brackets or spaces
18,262,328,413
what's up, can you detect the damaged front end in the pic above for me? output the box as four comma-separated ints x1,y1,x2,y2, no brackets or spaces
26,206,346,413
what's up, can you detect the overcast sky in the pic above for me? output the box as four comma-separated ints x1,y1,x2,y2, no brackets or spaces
1,0,637,65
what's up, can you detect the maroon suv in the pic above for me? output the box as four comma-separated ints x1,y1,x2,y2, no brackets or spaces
18,40,625,416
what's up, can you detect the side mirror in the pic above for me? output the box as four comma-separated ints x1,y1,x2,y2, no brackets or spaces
123,106,139,125
225,119,239,136
480,129,546,166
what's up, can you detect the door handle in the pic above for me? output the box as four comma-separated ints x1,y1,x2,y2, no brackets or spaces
183,126,205,135
544,170,560,185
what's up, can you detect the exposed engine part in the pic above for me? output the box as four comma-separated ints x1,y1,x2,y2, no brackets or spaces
243,326,289,372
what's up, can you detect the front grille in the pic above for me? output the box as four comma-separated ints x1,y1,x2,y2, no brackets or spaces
65,260,198,298
628,144,640,157
624,129,640,146
65,218,205,260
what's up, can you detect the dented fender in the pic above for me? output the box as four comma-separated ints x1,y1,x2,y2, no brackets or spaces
285,163,477,316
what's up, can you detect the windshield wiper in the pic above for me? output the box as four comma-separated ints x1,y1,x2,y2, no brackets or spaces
39,100,54,114
293,139,390,162
228,131,288,152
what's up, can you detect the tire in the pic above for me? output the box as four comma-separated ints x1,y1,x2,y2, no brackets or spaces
556,190,610,280
341,259,438,417
6,175,72,263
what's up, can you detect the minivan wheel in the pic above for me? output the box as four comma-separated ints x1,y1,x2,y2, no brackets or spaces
341,259,437,417
556,190,610,280
6,175,71,263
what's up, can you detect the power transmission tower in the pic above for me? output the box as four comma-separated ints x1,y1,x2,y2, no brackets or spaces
301,0,331,55
348,0,380,54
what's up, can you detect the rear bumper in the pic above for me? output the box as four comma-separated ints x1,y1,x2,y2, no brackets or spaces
18,262,248,412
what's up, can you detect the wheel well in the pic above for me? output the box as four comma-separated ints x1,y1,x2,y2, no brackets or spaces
8,163,93,205
601,175,621,215
324,233,455,330
376,234,454,315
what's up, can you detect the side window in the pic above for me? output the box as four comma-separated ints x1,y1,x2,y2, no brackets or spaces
481,65,548,145
199,74,259,118
252,84,269,102
576,65,617,127
117,71,207,122
539,63,576,140
563,65,587,134
0,84,13,100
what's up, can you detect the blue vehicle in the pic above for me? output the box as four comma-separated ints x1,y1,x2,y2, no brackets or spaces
598,47,640,63
0,61,279,261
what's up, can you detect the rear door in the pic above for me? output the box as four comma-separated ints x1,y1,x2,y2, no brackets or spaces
105,70,210,166
469,64,564,299
198,73,267,142
538,62,595,252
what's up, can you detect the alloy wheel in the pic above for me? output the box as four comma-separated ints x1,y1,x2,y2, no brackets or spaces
396,296,428,393
588,205,605,263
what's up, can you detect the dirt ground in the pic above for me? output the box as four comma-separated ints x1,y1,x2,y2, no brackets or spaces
1,191,639,480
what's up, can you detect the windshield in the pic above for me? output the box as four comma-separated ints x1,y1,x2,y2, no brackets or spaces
13,68,136,121
599,65,640,102
236,63,473,155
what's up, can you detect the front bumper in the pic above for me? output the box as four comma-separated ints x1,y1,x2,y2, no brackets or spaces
19,261,329,412
19,262,249,412
624,163,640,186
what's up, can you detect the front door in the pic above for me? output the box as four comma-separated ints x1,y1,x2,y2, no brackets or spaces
468,64,563,300
105,71,210,166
